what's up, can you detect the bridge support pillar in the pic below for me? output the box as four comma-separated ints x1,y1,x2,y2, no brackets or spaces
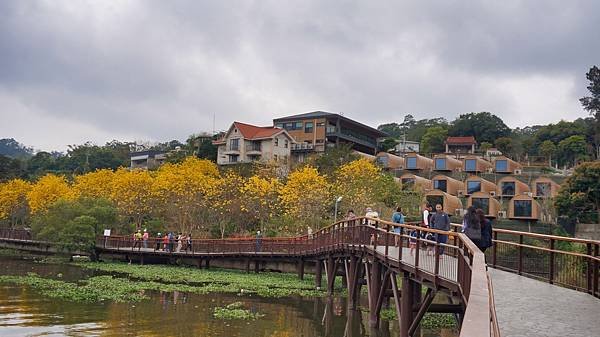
326,256,337,295
297,259,305,280
196,258,202,269
346,255,360,309
254,260,260,273
205,259,210,269
315,259,323,289
400,272,415,337
246,259,251,273
140,255,144,265
368,261,382,328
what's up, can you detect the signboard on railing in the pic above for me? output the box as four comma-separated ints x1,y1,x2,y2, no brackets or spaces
103,229,111,237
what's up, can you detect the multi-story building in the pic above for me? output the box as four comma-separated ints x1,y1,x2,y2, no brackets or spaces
445,136,477,154
130,150,167,170
213,122,294,165
273,111,386,162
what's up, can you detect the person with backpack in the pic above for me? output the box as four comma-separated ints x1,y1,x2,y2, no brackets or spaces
476,208,493,253
462,206,482,249
391,206,405,247
431,204,450,257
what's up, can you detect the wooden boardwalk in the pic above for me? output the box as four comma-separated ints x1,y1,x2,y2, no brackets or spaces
489,268,600,337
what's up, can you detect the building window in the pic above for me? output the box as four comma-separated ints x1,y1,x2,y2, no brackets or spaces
305,122,314,133
401,178,415,187
274,154,278,161
435,158,446,170
230,138,239,151
406,157,417,169
295,122,303,130
495,160,508,172
501,182,515,196
536,182,551,197
316,139,324,144
276,123,284,129
283,155,288,164
472,198,489,214
284,140,289,148
467,181,481,194
274,138,279,147
316,122,325,127
514,200,532,217
465,159,476,171
229,155,238,163
433,179,447,192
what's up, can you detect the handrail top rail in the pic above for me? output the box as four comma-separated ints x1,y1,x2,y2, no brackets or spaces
492,227,600,245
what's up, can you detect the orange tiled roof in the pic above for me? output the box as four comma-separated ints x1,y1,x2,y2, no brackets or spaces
213,122,283,144
233,122,282,139
446,136,476,145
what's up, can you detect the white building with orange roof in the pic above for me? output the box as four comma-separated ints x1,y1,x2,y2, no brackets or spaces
213,121,295,165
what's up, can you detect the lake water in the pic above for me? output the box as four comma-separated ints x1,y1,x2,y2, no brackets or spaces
0,256,458,337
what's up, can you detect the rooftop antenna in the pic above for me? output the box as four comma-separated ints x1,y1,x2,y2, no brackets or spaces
212,112,216,136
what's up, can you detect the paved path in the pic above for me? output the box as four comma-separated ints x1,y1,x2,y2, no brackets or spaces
489,268,600,337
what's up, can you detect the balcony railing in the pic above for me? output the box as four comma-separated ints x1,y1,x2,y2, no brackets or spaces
245,143,262,152
291,143,315,151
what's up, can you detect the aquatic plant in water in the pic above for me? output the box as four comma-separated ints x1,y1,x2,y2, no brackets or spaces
212,302,264,320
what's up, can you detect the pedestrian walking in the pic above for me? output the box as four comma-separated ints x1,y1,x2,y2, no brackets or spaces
142,229,149,249
163,233,170,252
477,208,493,253
176,233,183,252
255,230,262,252
133,230,142,250
462,206,482,248
391,206,405,247
168,232,174,252
155,232,162,251
431,204,450,257
186,234,192,252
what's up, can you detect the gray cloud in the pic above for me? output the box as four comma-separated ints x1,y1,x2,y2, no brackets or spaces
0,0,597,151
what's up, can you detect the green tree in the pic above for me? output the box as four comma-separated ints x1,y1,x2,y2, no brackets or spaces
495,137,514,155
479,142,492,153
421,126,448,154
309,144,360,176
555,161,600,223
579,65,600,159
449,112,511,144
378,137,398,152
539,140,557,166
557,135,587,167
31,198,118,254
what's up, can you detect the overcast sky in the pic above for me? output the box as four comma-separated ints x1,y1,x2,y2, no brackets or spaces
0,1,598,151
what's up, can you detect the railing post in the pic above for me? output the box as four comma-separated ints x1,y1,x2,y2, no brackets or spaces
384,224,390,258
492,231,498,268
518,234,524,275
549,239,555,284
587,243,593,294
594,244,599,298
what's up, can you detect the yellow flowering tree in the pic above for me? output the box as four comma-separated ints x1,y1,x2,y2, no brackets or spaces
27,174,72,214
208,171,246,238
152,157,219,234
0,179,32,226
72,169,115,199
280,166,332,230
241,176,282,231
332,158,383,213
110,168,155,230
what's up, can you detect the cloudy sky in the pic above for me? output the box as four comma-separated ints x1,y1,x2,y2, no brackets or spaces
0,1,598,151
